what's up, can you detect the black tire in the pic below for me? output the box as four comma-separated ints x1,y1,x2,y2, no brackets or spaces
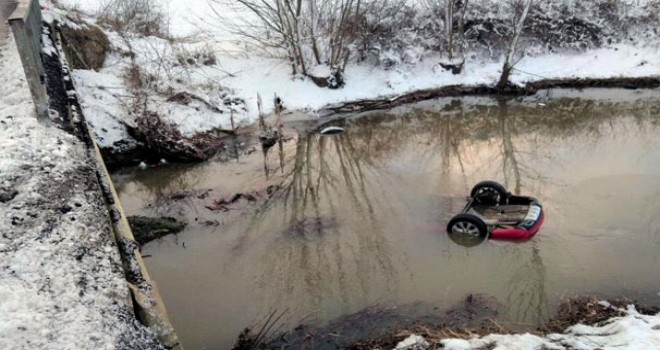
446,213,488,238
470,180,508,205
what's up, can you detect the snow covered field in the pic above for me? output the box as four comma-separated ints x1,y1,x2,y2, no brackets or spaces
0,30,163,350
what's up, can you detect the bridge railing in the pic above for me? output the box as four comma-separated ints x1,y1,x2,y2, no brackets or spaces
8,0,48,117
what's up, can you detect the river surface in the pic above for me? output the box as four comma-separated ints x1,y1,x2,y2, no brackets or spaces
113,89,660,350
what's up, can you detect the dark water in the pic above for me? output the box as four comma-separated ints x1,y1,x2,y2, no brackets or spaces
113,89,660,350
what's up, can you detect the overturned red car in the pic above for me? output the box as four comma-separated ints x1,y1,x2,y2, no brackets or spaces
446,181,545,242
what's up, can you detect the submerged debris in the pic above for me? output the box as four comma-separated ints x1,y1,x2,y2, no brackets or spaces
319,126,345,136
205,185,281,212
127,216,187,245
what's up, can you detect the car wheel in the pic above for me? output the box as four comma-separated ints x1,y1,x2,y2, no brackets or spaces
470,180,508,205
447,213,488,238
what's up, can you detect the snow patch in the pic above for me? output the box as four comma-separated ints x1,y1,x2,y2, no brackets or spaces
440,339,471,350
401,305,660,350
395,334,430,349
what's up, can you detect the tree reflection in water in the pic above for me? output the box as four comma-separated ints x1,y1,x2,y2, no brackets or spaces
114,92,660,349
234,94,660,323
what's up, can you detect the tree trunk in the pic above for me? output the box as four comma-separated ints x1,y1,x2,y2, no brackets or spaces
446,0,454,60
308,0,322,65
497,0,533,89
498,63,513,88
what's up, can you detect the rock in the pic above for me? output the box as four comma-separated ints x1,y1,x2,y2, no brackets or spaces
127,216,187,245
438,59,465,75
0,190,18,203
308,66,345,89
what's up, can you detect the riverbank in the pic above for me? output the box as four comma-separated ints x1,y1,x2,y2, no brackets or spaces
0,28,165,350
71,39,660,168
386,296,660,350
45,0,660,168
229,295,660,350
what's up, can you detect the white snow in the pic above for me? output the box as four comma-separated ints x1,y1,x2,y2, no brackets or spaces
395,334,430,349
68,39,660,143
400,305,660,350
440,339,471,350
71,70,137,149
0,30,162,350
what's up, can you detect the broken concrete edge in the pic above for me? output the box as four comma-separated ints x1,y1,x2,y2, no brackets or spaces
8,0,30,22
8,0,48,118
43,21,184,350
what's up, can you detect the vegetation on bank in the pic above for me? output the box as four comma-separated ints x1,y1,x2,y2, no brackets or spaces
49,0,660,168
227,295,660,350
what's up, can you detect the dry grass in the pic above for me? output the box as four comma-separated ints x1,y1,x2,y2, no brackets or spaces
340,295,659,349
341,323,502,350
60,24,110,70
544,295,659,333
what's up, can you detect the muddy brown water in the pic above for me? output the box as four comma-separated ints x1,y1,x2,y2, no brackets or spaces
113,89,660,350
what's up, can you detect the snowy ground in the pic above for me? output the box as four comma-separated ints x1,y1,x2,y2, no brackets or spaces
395,305,660,350
0,30,163,350
71,39,660,141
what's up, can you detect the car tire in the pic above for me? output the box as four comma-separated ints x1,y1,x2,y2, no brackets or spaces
447,213,488,238
470,180,508,205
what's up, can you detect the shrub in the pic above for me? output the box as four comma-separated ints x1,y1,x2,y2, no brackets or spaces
97,0,169,37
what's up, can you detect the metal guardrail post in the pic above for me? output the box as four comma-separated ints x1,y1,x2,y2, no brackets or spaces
8,0,48,117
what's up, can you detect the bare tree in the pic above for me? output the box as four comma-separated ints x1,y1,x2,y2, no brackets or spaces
210,0,365,88
497,0,533,89
426,0,469,74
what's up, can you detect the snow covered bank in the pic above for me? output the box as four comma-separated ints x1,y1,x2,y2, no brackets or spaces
395,304,660,350
0,32,164,349
46,0,660,167
73,38,660,136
